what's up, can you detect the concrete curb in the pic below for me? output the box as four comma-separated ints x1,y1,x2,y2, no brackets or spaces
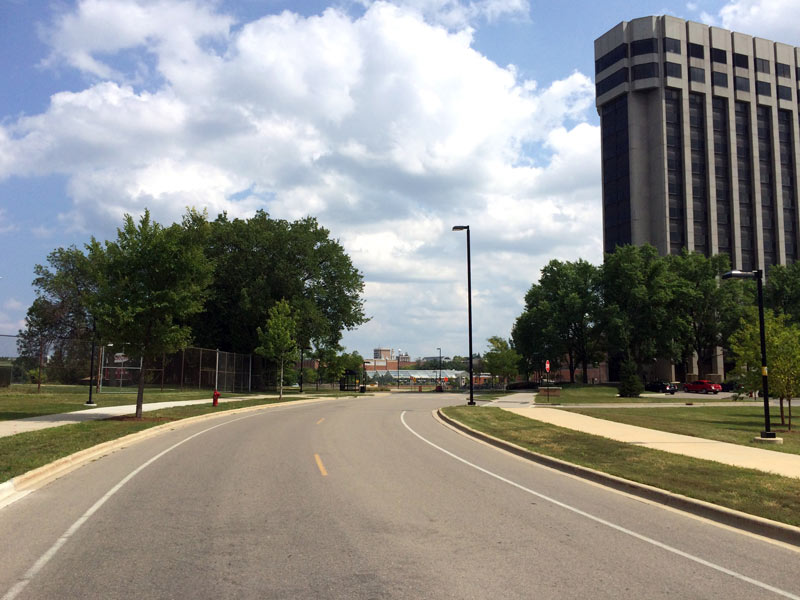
0,396,337,510
436,409,800,548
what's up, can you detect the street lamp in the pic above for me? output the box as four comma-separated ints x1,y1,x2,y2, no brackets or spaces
397,348,402,390
299,346,311,393
452,225,475,406
437,347,442,389
722,269,775,439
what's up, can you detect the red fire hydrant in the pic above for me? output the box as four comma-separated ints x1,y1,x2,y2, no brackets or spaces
212,389,220,407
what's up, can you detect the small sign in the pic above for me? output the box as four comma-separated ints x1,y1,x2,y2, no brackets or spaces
545,360,550,373
114,353,128,363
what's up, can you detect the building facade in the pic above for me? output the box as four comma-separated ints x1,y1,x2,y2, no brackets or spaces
595,15,800,271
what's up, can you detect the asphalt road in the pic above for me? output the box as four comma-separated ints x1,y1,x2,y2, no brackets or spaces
1,393,798,599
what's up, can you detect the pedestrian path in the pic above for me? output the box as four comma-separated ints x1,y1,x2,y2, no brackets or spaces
490,398,800,479
0,395,278,439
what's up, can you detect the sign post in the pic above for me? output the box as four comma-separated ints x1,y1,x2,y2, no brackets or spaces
545,360,550,403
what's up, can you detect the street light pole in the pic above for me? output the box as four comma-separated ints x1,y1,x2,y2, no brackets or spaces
452,225,475,405
397,348,402,390
437,347,442,389
722,269,775,439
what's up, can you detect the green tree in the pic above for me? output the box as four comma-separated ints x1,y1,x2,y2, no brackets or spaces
256,299,298,401
483,336,521,389
512,289,564,382
599,244,677,375
191,211,366,353
729,310,800,430
88,210,212,418
667,250,746,377
764,262,800,324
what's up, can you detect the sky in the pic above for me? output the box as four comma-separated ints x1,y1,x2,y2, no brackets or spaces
2,0,800,361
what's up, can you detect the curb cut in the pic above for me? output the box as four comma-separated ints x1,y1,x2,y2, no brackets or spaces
436,409,800,548
0,396,337,510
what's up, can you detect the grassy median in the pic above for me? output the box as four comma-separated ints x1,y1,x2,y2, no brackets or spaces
442,405,800,527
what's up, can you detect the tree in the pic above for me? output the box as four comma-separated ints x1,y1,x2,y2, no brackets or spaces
729,310,800,430
599,244,677,375
764,262,800,325
483,336,521,389
666,250,747,377
515,259,600,383
256,300,298,401
88,210,212,418
512,290,563,382
190,211,366,353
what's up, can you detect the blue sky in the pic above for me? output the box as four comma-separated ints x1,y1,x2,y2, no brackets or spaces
0,0,796,361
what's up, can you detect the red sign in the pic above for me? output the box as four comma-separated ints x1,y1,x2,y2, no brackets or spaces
545,360,550,373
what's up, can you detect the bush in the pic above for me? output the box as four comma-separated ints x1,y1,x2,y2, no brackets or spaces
617,360,643,397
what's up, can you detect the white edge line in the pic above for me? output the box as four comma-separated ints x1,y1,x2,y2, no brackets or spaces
400,410,800,600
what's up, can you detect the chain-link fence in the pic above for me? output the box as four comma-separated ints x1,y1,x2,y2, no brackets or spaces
0,334,278,393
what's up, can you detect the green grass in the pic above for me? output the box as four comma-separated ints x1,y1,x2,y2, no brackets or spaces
534,384,733,404
442,405,800,527
0,384,263,420
568,405,800,455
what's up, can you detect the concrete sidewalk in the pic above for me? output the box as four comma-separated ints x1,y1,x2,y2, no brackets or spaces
494,399,800,479
0,395,278,439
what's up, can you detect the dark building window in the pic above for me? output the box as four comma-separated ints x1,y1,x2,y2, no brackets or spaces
665,61,682,78
666,89,685,254
631,38,657,56
777,62,791,78
601,95,631,253
755,58,770,74
712,71,728,88
690,67,705,83
779,110,798,263
736,101,756,270
757,105,777,267
688,43,705,59
711,48,727,64
756,80,771,96
734,76,750,92
596,67,628,96
713,97,732,259
778,85,792,101
734,53,749,69
596,43,628,74
632,62,659,80
664,38,681,54
690,93,709,256
797,66,800,80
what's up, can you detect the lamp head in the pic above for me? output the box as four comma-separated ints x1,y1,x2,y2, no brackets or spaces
722,270,756,280
452,225,469,231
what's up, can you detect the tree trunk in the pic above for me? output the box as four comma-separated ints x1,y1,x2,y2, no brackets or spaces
780,398,786,425
788,400,792,431
136,366,145,419
581,357,589,384
279,360,284,401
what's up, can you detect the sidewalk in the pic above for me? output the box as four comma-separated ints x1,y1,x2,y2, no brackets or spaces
0,395,277,439
486,394,800,479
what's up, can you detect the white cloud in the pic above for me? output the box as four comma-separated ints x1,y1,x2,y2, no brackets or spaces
717,0,800,44
3,0,599,355
354,0,530,29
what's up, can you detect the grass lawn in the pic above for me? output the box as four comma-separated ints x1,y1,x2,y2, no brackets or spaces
0,384,265,420
568,405,800,455
535,384,734,404
442,405,800,527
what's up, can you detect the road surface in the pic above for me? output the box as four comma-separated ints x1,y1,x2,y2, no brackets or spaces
1,393,798,599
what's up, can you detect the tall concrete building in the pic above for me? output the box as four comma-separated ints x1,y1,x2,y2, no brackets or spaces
595,15,800,270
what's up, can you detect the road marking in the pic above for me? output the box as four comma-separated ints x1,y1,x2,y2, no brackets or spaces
1,413,258,600
317,418,325,425
315,453,328,476
401,411,800,600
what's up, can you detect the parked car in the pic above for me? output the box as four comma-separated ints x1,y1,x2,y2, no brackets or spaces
683,380,722,394
644,381,677,394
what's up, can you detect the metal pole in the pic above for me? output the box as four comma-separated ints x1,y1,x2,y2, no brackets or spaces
300,347,304,393
86,339,96,406
248,354,252,392
437,347,441,388
397,349,401,390
180,349,185,392
756,271,774,438
215,348,219,391
466,227,475,405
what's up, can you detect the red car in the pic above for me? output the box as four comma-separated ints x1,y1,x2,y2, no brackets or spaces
683,380,722,394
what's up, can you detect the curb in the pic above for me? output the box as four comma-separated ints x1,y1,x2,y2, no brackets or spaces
436,409,800,548
0,396,336,509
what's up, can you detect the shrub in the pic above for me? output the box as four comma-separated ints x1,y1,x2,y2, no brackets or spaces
618,360,643,397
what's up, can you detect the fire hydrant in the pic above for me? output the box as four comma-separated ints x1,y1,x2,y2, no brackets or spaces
212,389,220,407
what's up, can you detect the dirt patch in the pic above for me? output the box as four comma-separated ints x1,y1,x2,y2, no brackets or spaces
105,416,175,423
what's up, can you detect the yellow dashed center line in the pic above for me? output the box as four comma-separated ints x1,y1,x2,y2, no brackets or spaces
314,453,328,477
316,418,325,425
